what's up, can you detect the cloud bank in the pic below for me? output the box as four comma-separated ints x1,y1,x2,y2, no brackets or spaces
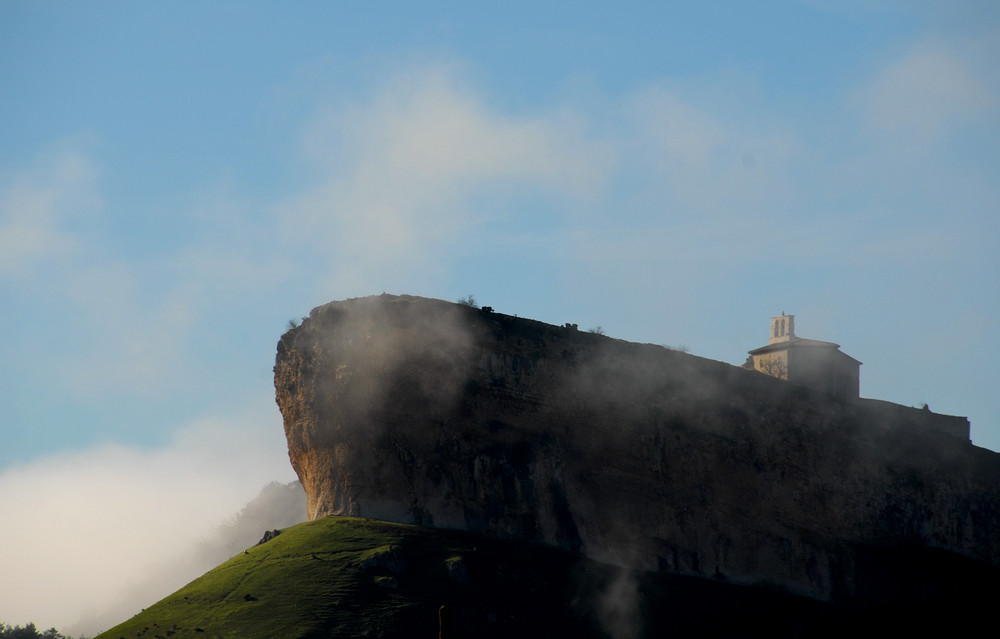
0,400,298,634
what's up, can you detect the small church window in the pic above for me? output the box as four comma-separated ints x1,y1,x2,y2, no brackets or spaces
780,319,786,336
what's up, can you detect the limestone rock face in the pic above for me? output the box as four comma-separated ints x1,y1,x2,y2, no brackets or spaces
274,294,1000,603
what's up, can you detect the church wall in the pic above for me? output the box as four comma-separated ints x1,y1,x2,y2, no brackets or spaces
752,350,787,379
788,347,859,400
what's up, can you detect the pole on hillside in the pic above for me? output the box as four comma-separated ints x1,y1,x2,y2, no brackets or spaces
438,604,452,639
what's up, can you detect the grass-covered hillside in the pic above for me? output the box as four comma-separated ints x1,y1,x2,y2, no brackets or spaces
93,516,986,639
94,517,609,639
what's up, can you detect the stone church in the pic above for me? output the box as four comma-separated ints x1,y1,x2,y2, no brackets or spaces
744,314,861,400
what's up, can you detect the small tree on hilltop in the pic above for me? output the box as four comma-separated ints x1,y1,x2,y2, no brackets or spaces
0,623,83,639
756,356,787,380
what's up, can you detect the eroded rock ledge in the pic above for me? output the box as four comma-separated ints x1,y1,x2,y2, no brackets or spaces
274,294,999,603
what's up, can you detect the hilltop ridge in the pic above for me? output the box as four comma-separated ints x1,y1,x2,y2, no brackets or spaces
274,294,1000,607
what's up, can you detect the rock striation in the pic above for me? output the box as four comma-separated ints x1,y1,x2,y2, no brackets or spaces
274,294,1000,605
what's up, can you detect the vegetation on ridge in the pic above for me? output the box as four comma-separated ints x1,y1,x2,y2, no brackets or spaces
88,515,976,639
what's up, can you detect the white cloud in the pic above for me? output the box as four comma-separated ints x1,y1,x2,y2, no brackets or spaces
280,65,613,295
305,66,608,193
0,400,297,633
853,38,996,144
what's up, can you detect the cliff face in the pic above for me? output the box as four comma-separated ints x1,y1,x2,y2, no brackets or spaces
274,294,1000,603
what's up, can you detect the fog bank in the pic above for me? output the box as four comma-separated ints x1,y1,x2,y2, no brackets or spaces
0,402,300,635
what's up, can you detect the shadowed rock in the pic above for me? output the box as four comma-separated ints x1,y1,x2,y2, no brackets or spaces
274,294,1000,607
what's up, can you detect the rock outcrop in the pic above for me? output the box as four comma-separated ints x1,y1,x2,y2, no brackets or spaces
274,294,1000,605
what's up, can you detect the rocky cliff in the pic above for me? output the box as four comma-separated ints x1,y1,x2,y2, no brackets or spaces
274,294,1000,605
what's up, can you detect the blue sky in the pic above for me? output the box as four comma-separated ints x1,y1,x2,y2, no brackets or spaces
2,0,999,631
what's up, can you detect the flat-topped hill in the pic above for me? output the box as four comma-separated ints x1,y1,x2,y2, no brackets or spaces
273,294,999,606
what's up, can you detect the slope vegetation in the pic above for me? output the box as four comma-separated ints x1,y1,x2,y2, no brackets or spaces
94,516,997,639
95,517,602,639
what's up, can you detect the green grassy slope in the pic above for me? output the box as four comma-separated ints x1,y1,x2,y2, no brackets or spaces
94,517,992,639
94,517,606,639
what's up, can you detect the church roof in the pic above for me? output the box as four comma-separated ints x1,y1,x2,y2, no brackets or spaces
748,337,862,365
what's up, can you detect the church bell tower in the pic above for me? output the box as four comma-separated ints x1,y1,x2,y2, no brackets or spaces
769,313,795,344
